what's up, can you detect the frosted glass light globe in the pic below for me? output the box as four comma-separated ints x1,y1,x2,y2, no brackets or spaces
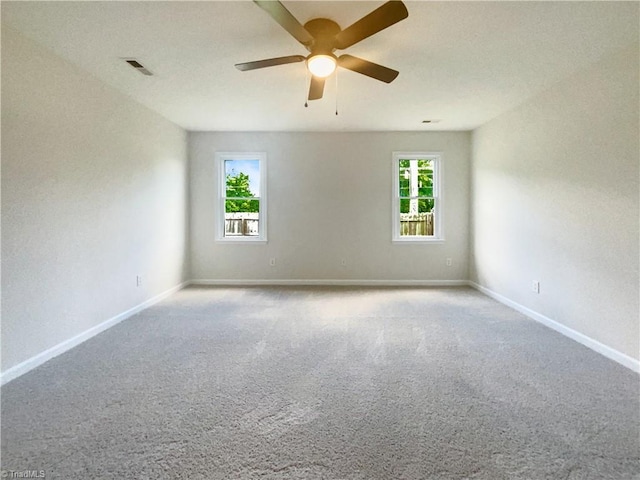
307,55,336,78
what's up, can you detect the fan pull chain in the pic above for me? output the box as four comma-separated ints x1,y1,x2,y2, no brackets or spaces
304,68,309,108
335,68,339,116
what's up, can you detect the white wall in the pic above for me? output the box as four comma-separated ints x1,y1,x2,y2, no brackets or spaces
1,27,189,373
190,132,470,282
470,43,639,361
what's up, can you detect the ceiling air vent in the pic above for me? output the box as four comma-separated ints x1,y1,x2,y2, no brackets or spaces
124,59,153,76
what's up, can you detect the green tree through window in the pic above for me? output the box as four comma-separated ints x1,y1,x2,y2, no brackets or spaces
398,159,434,214
225,171,259,213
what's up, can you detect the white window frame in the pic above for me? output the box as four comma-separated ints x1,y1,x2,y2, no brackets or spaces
392,152,444,243
215,152,267,243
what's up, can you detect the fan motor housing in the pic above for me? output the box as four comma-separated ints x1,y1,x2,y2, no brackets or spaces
303,18,341,54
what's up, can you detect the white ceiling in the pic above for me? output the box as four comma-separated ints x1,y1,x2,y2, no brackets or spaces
2,1,638,132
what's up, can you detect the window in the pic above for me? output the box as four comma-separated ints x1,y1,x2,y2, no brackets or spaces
215,152,267,242
392,152,442,242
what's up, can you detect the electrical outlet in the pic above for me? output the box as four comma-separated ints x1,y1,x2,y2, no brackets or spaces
446,258,452,267
136,275,142,287
532,281,540,294
269,258,276,267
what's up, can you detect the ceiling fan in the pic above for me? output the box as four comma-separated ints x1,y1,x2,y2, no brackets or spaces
235,0,409,101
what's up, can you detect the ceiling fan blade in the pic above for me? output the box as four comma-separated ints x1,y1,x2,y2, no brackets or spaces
235,55,306,71
338,54,399,83
308,76,325,100
254,0,314,46
334,1,408,50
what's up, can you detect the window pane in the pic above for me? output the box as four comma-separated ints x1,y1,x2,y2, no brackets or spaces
225,200,260,237
398,158,434,198
225,159,260,197
399,199,435,236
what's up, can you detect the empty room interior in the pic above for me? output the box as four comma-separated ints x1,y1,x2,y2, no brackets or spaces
1,1,638,479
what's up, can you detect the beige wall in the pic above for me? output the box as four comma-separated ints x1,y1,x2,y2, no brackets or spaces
189,131,471,282
470,43,639,361
1,27,189,373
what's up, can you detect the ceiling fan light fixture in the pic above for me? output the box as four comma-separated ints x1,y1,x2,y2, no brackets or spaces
238,0,409,101
307,54,336,78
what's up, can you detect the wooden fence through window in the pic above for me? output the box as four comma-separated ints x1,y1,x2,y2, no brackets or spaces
225,213,259,236
224,212,433,237
400,212,434,236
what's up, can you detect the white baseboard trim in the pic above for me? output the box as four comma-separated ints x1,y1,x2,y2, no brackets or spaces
469,281,640,373
6,279,634,384
1,281,189,386
188,279,469,287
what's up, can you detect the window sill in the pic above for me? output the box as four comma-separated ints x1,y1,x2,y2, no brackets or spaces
216,237,268,244
392,237,445,244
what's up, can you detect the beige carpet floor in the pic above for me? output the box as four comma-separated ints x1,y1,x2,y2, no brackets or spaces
1,286,638,479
